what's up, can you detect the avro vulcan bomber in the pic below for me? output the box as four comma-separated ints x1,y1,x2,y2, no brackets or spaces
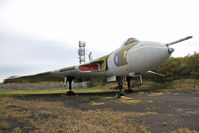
6,36,193,97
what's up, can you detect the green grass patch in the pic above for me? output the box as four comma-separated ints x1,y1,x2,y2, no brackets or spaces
0,88,115,96
134,79,199,92
172,79,199,90
1,79,199,96
73,87,116,93
0,89,66,96
121,99,142,104
133,81,173,92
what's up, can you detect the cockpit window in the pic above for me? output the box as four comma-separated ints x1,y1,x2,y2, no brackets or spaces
124,38,139,45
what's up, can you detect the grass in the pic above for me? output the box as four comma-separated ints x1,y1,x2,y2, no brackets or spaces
90,102,104,106
171,128,199,133
0,89,66,96
0,79,199,133
133,79,199,92
172,79,199,90
0,96,152,133
12,127,22,133
0,88,116,96
185,111,198,115
0,121,9,131
74,87,116,93
148,92,164,97
147,100,153,103
1,79,199,96
133,81,172,92
121,98,142,104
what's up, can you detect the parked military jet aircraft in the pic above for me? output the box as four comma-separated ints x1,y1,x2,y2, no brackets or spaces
5,36,192,97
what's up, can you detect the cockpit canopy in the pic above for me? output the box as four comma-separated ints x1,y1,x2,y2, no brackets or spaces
119,37,139,48
123,38,139,46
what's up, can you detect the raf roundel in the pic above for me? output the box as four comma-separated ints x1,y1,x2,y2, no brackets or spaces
114,52,120,67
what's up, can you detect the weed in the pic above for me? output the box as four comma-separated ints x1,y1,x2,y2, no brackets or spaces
148,92,164,96
185,111,198,115
0,121,9,130
101,96,114,99
162,121,167,126
0,96,151,133
90,102,104,106
171,128,199,133
147,100,153,103
172,79,199,90
121,99,141,104
12,127,22,133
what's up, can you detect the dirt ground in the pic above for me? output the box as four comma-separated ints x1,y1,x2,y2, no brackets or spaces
1,88,199,133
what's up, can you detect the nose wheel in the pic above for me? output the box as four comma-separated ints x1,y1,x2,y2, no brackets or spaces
124,77,134,93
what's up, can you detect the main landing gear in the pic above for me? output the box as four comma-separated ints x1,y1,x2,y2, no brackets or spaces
64,76,75,95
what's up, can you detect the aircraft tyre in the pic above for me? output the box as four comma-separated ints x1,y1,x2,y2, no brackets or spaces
67,91,75,96
124,89,134,93
116,92,125,98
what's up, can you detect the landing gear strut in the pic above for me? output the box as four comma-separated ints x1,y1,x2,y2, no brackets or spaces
116,76,125,98
125,77,134,93
64,76,75,95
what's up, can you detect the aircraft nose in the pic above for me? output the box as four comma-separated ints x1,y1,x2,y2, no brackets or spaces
126,41,173,72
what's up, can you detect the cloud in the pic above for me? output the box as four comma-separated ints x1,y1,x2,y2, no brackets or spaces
0,33,106,82
1,0,199,82
0,33,78,82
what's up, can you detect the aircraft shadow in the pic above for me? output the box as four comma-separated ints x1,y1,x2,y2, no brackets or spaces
13,91,117,98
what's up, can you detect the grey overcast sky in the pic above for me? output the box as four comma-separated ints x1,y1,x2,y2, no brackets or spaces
0,0,199,82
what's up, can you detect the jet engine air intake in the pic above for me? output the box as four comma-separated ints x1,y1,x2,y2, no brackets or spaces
79,64,99,71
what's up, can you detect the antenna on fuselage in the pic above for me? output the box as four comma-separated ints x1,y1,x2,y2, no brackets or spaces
88,52,93,61
78,41,86,64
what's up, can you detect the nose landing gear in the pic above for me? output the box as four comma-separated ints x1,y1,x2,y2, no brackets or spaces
116,76,139,98
124,77,134,93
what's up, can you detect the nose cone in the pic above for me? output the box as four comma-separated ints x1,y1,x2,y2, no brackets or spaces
126,41,172,72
